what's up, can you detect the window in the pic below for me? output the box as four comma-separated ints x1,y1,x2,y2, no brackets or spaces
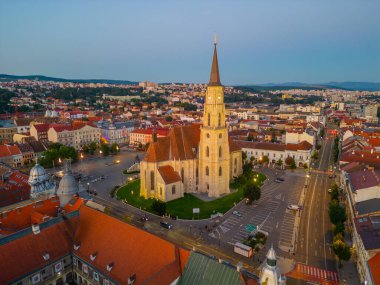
206,166,209,176
234,158,237,166
206,183,209,190
160,187,162,196
219,133,222,139
206,146,210,157
219,146,222,158
219,167,222,176
181,168,184,183
207,113,211,126
196,168,198,177
218,113,221,127
150,171,154,190
206,133,210,138
172,185,176,195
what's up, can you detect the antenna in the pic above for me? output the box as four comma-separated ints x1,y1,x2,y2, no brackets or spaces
214,33,217,45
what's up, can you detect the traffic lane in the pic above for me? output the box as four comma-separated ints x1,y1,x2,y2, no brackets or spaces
296,138,334,268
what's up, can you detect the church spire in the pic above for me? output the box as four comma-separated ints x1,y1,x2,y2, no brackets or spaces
209,33,222,86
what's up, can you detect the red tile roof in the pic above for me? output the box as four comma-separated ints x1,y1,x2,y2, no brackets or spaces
348,169,380,191
158,165,182,184
0,145,21,158
286,140,313,151
0,220,74,284
33,123,50,132
74,206,189,285
368,252,380,285
144,124,201,162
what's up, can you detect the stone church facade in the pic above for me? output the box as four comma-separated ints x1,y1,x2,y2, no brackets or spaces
140,39,242,202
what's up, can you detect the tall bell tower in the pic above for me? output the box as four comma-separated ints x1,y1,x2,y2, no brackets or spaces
199,35,230,197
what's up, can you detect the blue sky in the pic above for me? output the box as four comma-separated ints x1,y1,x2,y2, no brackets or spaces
0,0,379,84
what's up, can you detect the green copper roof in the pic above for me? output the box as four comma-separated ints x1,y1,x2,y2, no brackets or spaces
178,252,243,285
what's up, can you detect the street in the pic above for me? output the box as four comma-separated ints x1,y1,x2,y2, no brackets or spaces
296,136,335,270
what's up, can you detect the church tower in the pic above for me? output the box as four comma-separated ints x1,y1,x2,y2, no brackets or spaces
199,35,230,197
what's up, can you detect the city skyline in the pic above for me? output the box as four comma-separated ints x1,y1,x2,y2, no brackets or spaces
1,0,379,85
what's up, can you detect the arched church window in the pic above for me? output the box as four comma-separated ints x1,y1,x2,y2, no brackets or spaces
206,183,209,190
234,158,237,166
181,167,184,183
206,166,209,176
208,113,211,126
219,133,222,139
219,146,222,158
150,171,154,190
219,167,222,176
172,185,176,195
206,146,210,157
206,133,210,138
218,113,221,127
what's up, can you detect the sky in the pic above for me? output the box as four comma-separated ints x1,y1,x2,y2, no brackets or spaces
0,0,379,85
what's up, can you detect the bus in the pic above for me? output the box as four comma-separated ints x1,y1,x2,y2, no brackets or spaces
234,242,253,258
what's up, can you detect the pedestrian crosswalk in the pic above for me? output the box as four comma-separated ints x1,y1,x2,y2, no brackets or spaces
289,263,339,284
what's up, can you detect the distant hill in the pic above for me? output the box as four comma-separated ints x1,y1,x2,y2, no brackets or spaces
248,81,380,91
0,74,137,85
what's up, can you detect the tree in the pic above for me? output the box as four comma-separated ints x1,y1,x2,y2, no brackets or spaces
303,163,308,169
276,159,283,167
243,163,254,180
261,155,269,164
285,156,294,166
290,160,297,169
242,151,247,161
110,143,119,153
89,142,97,155
311,150,319,160
243,183,261,204
333,223,345,236
165,116,173,122
100,143,110,156
151,200,166,216
330,184,340,201
329,200,347,225
332,239,351,264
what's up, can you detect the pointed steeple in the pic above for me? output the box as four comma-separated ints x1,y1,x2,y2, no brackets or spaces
209,34,222,86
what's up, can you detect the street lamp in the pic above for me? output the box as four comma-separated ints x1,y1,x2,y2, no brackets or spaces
99,150,103,156
87,182,90,192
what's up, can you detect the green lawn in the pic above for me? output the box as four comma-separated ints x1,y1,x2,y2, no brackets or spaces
116,171,266,219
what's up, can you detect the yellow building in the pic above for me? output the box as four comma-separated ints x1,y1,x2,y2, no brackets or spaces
140,37,242,202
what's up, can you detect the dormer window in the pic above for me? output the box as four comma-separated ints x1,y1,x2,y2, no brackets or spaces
73,243,81,250
43,252,50,261
107,262,114,272
90,252,98,261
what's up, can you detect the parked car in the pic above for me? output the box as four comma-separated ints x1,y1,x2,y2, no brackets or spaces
140,215,149,222
233,210,242,217
277,177,285,182
275,178,282,183
160,221,173,229
287,204,301,210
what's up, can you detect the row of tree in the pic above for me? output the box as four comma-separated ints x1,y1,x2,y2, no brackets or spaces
39,143,78,168
328,183,351,265
82,142,120,156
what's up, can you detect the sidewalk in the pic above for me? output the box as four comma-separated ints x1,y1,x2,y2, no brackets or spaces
338,260,360,285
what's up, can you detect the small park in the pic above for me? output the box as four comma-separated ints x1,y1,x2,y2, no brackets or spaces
116,163,266,219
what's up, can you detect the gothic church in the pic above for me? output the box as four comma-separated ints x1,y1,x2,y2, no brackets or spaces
140,38,243,202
